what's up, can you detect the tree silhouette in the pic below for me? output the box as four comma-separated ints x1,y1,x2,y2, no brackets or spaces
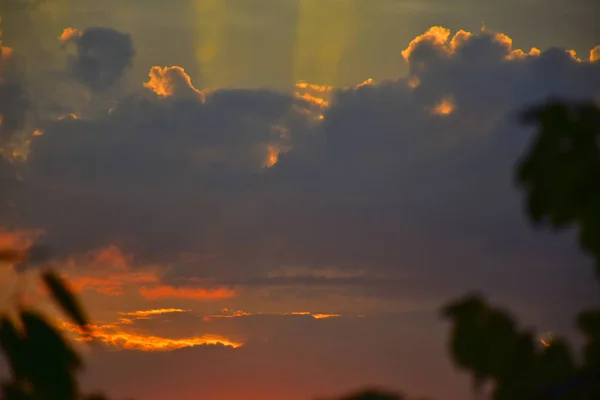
442,100,600,399
1,99,599,400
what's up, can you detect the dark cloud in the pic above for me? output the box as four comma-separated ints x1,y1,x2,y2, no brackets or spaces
4,26,600,323
66,27,134,91
0,32,28,145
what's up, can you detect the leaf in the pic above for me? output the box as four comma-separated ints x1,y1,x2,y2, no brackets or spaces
0,316,27,381
20,310,81,400
41,270,89,330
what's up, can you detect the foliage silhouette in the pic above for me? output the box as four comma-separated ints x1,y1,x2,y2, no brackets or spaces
0,98,599,400
442,99,600,399
0,248,107,400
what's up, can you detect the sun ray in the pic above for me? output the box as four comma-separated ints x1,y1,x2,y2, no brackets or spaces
192,0,229,89
292,0,357,87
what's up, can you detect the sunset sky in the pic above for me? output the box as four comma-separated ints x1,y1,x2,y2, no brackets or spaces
1,0,600,399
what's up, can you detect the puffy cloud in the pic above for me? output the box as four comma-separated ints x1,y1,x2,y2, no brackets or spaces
3,26,600,325
64,27,134,91
143,65,204,101
591,45,600,62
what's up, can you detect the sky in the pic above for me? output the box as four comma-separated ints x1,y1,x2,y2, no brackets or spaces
0,0,600,399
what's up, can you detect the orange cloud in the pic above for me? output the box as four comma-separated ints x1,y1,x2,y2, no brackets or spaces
295,92,330,108
566,49,582,62
264,145,281,168
355,78,374,88
289,312,341,319
58,113,79,121
506,47,541,60
431,96,455,116
590,46,600,62
63,245,160,296
119,308,190,319
401,26,571,64
139,284,235,300
0,227,42,251
402,26,452,61
203,308,342,321
295,81,334,93
59,27,81,42
60,320,242,351
143,66,205,101
449,30,472,53
60,245,236,302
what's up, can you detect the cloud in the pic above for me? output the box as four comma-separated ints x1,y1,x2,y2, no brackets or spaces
64,27,134,91
591,45,600,62
143,65,205,101
37,245,237,302
118,308,190,319
2,25,600,329
139,285,235,301
60,319,242,351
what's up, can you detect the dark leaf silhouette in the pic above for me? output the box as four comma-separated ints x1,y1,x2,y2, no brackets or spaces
517,99,600,276
41,270,90,331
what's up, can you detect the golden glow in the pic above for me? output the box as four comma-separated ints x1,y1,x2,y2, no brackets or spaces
566,49,582,62
143,66,205,101
295,81,334,93
264,145,280,168
204,308,342,320
432,97,455,116
292,0,357,86
356,78,374,88
62,245,234,301
507,47,541,60
118,308,190,319
59,27,81,42
540,332,553,347
58,113,79,121
32,129,43,136
449,30,472,52
139,284,235,300
289,312,341,319
402,26,451,61
295,92,330,108
402,26,552,64
591,45,600,62
61,321,242,351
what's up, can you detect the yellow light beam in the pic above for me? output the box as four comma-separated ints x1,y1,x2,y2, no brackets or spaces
292,0,357,87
